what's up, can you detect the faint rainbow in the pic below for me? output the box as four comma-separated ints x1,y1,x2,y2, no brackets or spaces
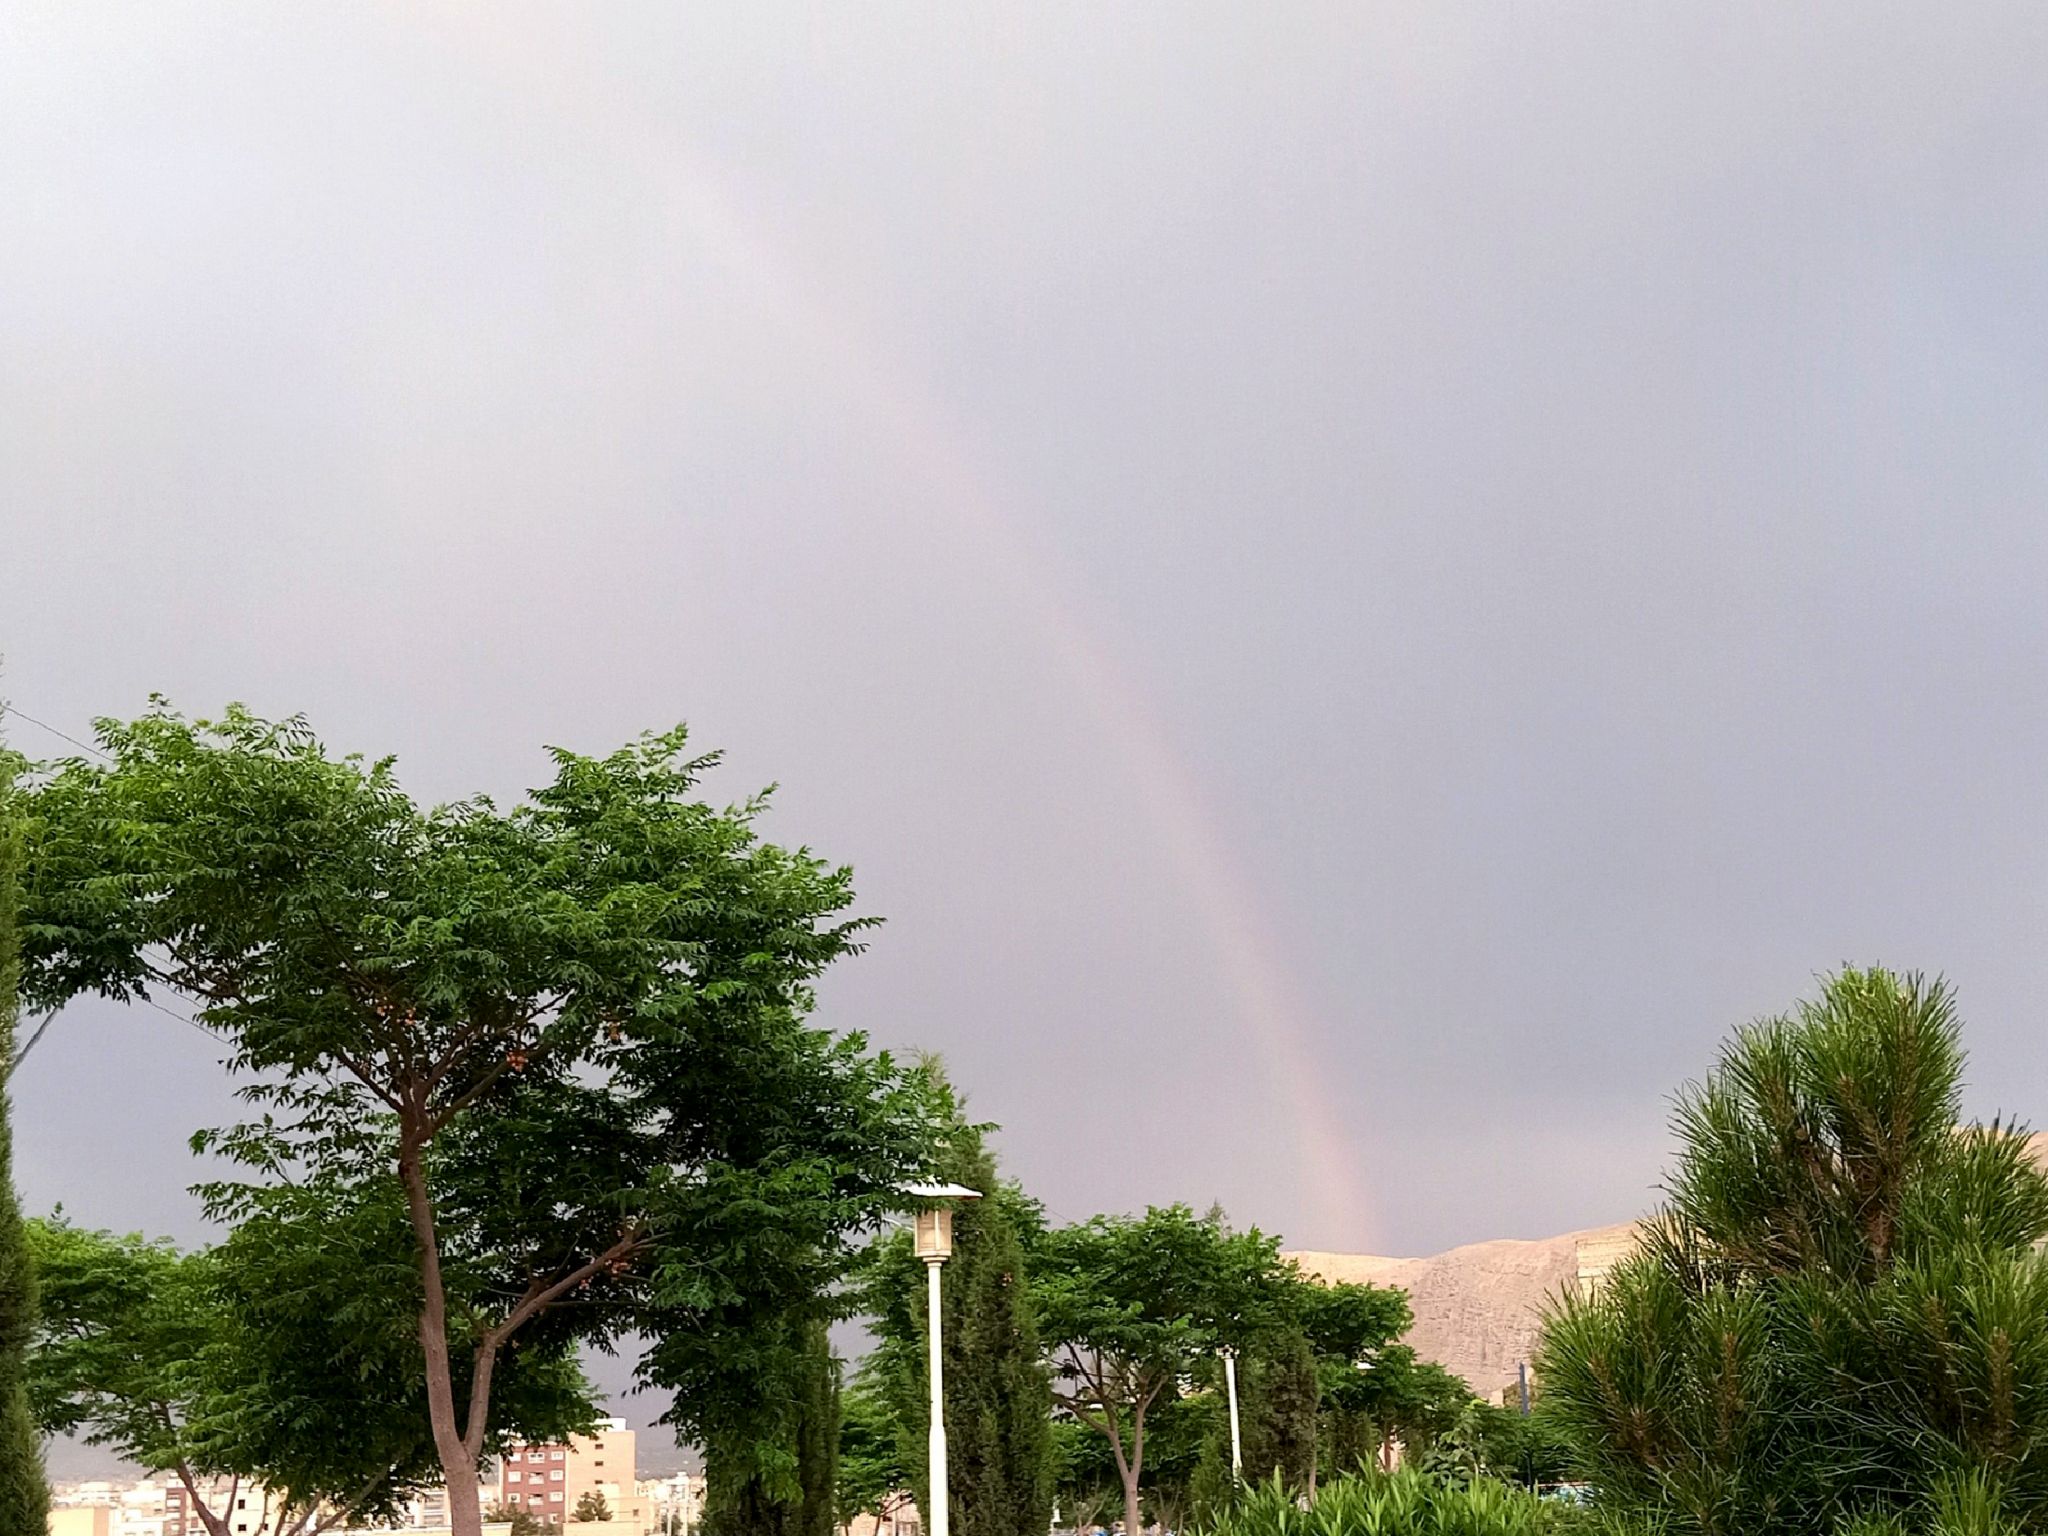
417,17,1371,1245
659,166,1371,1247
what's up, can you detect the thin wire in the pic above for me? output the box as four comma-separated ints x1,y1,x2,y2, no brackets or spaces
0,702,110,761
139,991,223,1040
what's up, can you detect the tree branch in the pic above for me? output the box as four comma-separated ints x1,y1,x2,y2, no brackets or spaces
460,1228,649,1459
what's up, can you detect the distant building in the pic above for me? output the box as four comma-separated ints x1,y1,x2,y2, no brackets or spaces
50,1509,116,1536
492,1418,646,1527
636,1472,706,1535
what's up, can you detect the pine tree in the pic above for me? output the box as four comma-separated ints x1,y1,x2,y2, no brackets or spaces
0,747,49,1533
1538,969,2048,1535
866,1084,1053,1536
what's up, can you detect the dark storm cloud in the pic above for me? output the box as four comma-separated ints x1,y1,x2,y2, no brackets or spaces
8,0,2048,1325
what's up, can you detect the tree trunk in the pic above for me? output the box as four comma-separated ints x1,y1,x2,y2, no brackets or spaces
1119,1467,1142,1536
399,1140,483,1536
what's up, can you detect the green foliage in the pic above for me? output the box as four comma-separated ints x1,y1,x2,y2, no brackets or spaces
837,1374,914,1526
703,1318,840,1536
1537,969,2048,1535
1050,1414,1123,1530
0,750,47,1534
1295,1281,1461,1481
1195,1470,1569,1536
27,1214,589,1531
1035,1205,1302,1536
1418,1401,1575,1493
859,1074,1054,1536
1191,1336,1321,1519
572,1489,613,1522
16,704,939,1530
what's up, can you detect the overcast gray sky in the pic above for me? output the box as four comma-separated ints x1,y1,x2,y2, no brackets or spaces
9,0,2048,1441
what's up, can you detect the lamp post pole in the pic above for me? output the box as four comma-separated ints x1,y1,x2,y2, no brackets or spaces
1221,1348,1243,1482
926,1251,950,1536
906,1182,981,1536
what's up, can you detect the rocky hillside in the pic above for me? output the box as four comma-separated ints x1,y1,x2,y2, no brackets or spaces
1293,1130,2048,1399
1290,1222,1638,1399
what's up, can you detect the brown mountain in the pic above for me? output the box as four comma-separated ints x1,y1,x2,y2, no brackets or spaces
1292,1130,2048,1399
1290,1222,1639,1399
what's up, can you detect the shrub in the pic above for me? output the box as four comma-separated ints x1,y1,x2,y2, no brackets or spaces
1195,1469,1573,1536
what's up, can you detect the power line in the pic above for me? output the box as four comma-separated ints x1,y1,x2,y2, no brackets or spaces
0,701,110,761
139,990,222,1041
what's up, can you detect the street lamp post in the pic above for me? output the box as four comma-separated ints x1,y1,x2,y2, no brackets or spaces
1220,1347,1243,1482
906,1182,981,1536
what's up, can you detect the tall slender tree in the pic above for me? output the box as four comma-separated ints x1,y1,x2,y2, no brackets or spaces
702,1316,841,1536
0,743,49,1532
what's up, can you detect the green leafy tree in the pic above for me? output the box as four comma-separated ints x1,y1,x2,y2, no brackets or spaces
17,705,936,1536
1033,1206,1298,1536
837,1372,916,1529
1187,1275,1446,1512
861,1079,1054,1536
1296,1280,1413,1479
27,1214,587,1535
1050,1416,1121,1532
1124,1390,1213,1533
572,1489,613,1522
0,746,46,1533
1417,1398,1574,1493
1538,969,2048,1535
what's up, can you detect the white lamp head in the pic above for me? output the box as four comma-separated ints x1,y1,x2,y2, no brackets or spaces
901,1182,982,1261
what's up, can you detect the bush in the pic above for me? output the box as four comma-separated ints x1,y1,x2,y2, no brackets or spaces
1195,1470,1575,1536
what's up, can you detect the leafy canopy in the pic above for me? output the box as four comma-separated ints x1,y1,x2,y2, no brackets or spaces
1034,1205,1302,1535
27,1214,588,1535
17,703,939,1529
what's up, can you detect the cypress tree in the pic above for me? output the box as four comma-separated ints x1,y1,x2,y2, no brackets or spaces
705,1318,840,1536
1188,1332,1320,1521
791,1322,840,1536
0,746,48,1531
868,1085,1053,1536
